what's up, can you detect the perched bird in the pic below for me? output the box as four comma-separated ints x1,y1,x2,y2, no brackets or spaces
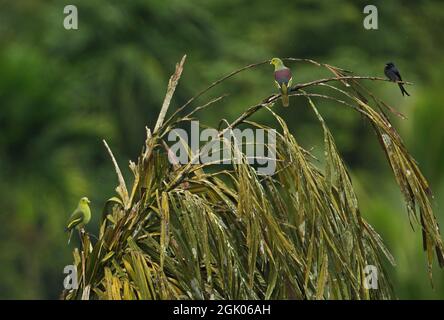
384,62,410,96
65,197,91,243
270,58,292,107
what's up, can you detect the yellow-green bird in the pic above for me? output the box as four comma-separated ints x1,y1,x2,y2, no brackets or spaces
65,197,91,243
270,58,292,107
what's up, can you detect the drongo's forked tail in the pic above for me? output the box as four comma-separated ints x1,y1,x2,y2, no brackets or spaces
398,83,410,96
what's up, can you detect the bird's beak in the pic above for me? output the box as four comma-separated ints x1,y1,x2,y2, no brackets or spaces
269,61,273,65
87,199,91,204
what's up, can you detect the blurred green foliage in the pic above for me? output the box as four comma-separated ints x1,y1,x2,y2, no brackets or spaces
0,0,443,299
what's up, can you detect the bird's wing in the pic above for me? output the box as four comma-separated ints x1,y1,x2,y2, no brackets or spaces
385,69,398,81
394,69,403,81
66,208,84,231
288,77,293,88
274,80,281,90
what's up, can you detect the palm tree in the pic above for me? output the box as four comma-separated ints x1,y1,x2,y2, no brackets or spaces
63,56,443,300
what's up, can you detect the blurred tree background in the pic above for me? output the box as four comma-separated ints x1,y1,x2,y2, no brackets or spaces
0,0,443,299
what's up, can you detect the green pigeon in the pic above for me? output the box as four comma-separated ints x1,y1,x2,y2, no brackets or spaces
270,57,292,107
65,197,91,243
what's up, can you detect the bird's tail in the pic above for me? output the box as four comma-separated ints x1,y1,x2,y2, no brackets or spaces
399,83,410,96
281,84,289,107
